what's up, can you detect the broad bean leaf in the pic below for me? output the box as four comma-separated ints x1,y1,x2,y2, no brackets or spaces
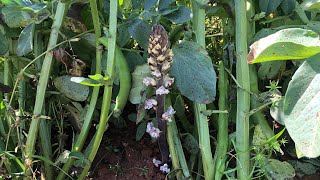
163,6,192,24
1,7,33,28
0,32,9,55
54,75,89,102
16,23,34,56
265,159,295,179
259,0,283,15
258,61,284,80
281,0,296,15
301,0,320,12
129,64,151,104
123,51,145,72
247,28,320,64
171,41,216,104
283,54,320,158
159,0,175,10
127,18,151,49
182,133,199,155
136,121,147,141
143,0,157,10
117,23,130,47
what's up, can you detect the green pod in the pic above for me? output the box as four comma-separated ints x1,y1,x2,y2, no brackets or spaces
99,37,131,117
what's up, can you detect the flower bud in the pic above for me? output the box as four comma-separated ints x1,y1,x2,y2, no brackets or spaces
143,77,156,87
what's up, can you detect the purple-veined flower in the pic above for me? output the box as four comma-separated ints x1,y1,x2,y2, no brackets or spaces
152,158,162,167
164,77,174,88
144,99,157,110
156,86,169,95
143,77,156,86
146,122,161,138
159,163,170,173
162,106,176,122
151,70,161,78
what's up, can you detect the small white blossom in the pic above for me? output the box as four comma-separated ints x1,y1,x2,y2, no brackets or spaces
159,163,170,173
156,86,169,95
146,122,161,138
152,158,162,167
164,77,174,88
151,70,161,78
162,106,176,122
144,99,157,110
143,77,156,86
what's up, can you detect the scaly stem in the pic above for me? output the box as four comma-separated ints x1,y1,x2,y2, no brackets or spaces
56,0,102,178
78,0,117,178
214,61,229,180
24,1,69,177
235,1,251,179
191,0,214,179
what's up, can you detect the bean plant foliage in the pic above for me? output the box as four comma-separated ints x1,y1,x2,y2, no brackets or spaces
1,0,320,179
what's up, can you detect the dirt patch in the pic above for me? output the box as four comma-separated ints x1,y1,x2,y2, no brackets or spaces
90,121,166,180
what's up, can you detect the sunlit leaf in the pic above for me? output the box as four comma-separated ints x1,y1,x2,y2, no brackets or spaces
54,75,90,101
247,28,320,64
301,0,320,12
16,23,34,56
283,54,320,158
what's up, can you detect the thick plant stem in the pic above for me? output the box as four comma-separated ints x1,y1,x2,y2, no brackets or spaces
24,1,69,177
235,1,251,179
56,0,102,178
166,96,192,179
34,25,53,180
191,1,215,179
214,61,229,180
78,0,117,179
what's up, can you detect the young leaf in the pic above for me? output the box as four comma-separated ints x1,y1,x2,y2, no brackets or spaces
136,121,147,141
16,23,35,56
283,54,320,158
247,28,320,64
171,41,217,104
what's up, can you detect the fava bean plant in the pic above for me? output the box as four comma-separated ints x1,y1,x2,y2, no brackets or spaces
1,0,320,179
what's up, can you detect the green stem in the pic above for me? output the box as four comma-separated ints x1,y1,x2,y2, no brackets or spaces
191,1,214,179
78,0,118,178
24,1,69,177
214,61,229,180
56,0,102,178
34,24,53,180
166,96,192,180
235,1,251,179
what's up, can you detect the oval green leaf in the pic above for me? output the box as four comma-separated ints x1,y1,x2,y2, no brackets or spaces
54,75,89,102
247,28,320,64
283,54,320,158
16,23,34,56
171,41,217,104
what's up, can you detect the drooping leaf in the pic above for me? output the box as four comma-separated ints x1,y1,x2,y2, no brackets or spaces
182,133,199,155
129,64,151,104
283,54,320,158
281,0,296,15
0,32,9,55
1,7,33,28
54,75,90,102
16,23,34,56
127,18,151,49
247,28,320,64
301,0,320,12
265,159,295,179
258,61,284,80
259,0,283,15
136,121,147,141
163,6,192,24
171,41,217,104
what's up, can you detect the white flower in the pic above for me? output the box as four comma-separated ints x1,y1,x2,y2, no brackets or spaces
151,70,161,78
152,158,162,167
162,106,176,122
144,99,157,110
156,86,169,95
159,163,170,173
143,77,156,86
164,77,174,88
146,122,161,138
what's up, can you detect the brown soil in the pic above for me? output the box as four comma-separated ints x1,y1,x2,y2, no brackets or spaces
90,121,166,180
